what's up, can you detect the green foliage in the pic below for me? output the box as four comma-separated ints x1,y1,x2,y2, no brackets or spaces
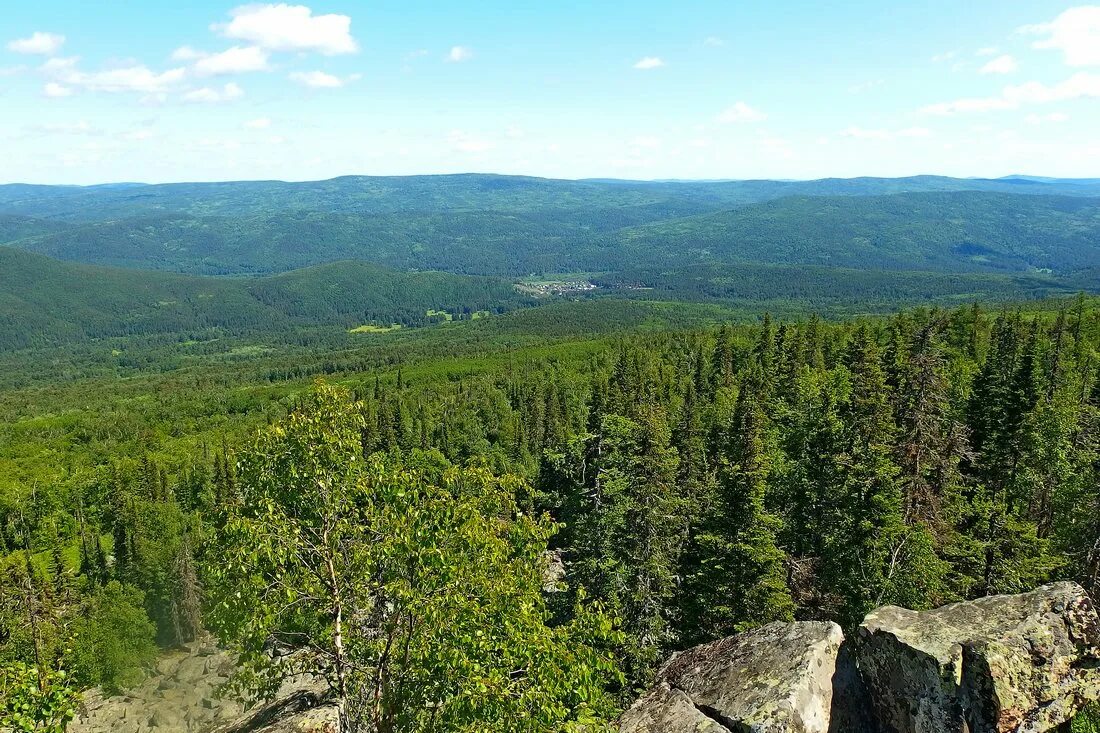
207,384,622,731
681,373,794,642
0,661,78,733
1073,702,1100,733
69,582,157,694
5,291,1100,713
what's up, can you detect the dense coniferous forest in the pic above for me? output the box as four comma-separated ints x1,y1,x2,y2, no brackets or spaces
4,292,1100,729
3,174,1100,730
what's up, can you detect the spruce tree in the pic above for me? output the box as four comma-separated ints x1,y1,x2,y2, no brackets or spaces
681,369,793,644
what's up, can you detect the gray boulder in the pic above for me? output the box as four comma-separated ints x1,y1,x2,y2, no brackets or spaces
620,621,845,733
857,581,1100,733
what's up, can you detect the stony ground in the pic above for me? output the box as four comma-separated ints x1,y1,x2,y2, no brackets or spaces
70,640,245,733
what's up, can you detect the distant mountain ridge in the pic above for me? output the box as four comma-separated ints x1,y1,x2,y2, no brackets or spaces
4,184,1099,278
3,173,1100,222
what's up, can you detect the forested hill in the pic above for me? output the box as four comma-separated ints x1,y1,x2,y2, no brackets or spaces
612,191,1100,274
5,186,1100,278
0,247,531,350
3,173,1100,222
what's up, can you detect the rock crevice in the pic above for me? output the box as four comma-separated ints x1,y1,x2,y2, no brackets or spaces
622,583,1100,733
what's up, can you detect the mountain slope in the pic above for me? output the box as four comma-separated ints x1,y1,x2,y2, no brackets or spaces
4,173,1100,222
9,189,1100,277
0,248,532,350
610,191,1100,274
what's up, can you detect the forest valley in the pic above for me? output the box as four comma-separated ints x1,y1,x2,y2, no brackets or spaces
2,297,1100,732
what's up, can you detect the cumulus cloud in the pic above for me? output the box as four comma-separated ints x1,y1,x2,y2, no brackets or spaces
191,46,270,75
216,4,358,55
633,56,664,69
245,117,272,129
183,82,244,103
171,46,205,62
447,46,473,62
7,32,65,55
980,54,1018,75
1021,6,1100,67
703,36,725,47
42,82,72,98
717,101,767,123
975,47,999,57
289,70,343,87
923,72,1100,114
42,57,187,94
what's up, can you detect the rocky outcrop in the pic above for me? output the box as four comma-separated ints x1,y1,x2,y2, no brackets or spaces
858,582,1100,733
69,641,336,733
620,621,845,733
210,680,336,733
70,640,245,733
67,584,1100,733
622,583,1100,733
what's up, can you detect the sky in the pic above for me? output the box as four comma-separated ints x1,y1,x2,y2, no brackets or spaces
1,1,1099,184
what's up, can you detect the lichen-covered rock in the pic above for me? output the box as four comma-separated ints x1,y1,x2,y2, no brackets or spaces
211,681,336,733
857,581,1100,733
619,621,845,733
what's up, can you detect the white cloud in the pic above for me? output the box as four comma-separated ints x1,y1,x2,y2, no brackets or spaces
633,56,664,69
182,82,244,103
245,117,272,129
216,4,358,55
630,135,661,149
42,82,72,98
703,36,724,47
7,32,65,55
289,70,343,87
447,46,473,63
447,129,491,152
922,72,1100,114
841,126,931,140
975,47,999,57
192,46,270,75
42,58,187,94
1025,112,1070,125
1021,6,1100,67
931,51,957,63
717,101,767,123
171,46,204,61
979,54,1018,75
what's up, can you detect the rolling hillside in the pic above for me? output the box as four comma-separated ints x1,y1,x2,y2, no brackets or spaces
0,248,532,350
610,191,1100,274
3,173,1100,222
7,188,1100,277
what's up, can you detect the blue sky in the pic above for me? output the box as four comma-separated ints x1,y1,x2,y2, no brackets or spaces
2,1,1098,183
